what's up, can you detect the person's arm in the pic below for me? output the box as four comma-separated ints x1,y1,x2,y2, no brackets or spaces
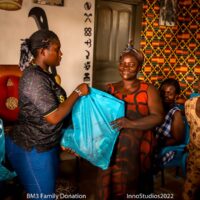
165,110,185,146
44,83,89,125
111,84,164,130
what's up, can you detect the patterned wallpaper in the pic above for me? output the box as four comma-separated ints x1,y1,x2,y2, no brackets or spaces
139,0,200,103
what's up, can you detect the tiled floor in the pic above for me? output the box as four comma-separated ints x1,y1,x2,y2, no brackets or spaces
1,153,185,200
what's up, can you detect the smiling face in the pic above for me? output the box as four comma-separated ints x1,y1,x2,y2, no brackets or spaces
118,53,140,81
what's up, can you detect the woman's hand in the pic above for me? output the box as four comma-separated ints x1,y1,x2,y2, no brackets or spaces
110,117,132,131
75,83,89,96
61,146,80,157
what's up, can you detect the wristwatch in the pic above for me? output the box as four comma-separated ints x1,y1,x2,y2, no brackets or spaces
74,88,82,96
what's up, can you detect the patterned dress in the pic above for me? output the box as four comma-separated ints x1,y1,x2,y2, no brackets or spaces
97,81,155,200
183,97,200,200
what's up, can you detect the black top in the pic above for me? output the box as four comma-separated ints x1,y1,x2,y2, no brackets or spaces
10,65,67,152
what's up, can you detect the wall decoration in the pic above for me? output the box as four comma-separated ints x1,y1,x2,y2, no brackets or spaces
139,0,200,103
0,0,95,94
159,0,177,26
0,0,23,10
33,0,64,7
28,7,49,30
82,1,94,85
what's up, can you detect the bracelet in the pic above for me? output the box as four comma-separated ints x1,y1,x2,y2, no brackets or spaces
74,88,82,96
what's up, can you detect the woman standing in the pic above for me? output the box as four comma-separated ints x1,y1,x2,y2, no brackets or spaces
5,30,89,199
97,44,164,199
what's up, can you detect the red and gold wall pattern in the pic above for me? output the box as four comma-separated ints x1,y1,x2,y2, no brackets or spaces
139,0,200,103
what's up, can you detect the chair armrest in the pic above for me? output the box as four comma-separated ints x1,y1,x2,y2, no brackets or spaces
159,144,186,156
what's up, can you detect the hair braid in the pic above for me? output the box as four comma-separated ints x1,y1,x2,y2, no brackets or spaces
120,41,144,68
19,39,33,71
19,30,59,71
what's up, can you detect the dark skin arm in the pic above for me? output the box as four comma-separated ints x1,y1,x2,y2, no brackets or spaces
164,110,185,146
111,84,165,130
33,47,89,125
44,83,89,125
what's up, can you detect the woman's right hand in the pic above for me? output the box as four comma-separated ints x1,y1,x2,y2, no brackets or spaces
75,83,89,96
44,84,89,125
110,117,132,130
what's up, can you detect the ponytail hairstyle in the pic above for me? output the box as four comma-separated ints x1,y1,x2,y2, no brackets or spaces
120,41,144,68
19,30,60,71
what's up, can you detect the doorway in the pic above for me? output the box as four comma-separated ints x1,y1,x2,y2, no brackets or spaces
93,0,143,90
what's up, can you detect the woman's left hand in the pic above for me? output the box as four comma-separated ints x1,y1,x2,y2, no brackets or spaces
110,117,131,131
61,146,80,157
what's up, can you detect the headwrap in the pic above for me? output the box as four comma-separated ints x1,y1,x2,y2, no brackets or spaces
123,41,137,53
19,39,33,71
121,41,144,68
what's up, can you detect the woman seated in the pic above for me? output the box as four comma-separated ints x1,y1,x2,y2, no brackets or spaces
190,76,200,98
154,78,185,165
183,82,200,200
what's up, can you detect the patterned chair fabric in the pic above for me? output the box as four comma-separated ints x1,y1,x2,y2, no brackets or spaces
0,65,22,122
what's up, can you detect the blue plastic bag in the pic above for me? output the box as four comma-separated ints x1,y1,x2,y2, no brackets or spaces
0,119,17,181
61,87,125,170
